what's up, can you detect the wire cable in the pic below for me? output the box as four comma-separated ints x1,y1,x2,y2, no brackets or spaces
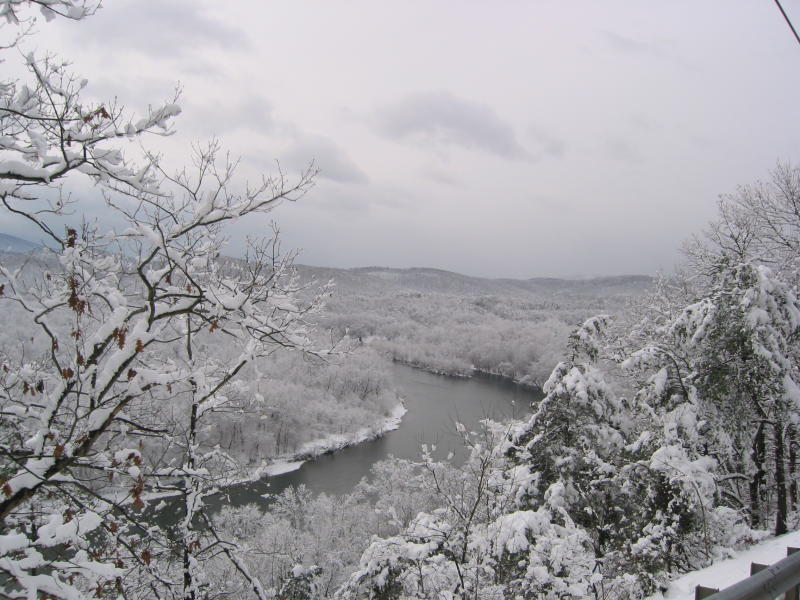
773,0,800,47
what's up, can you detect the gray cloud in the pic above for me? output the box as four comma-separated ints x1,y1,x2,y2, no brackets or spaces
603,137,645,164
601,30,696,72
629,113,658,131
79,1,249,58
421,167,460,187
602,31,662,57
78,75,180,120
530,195,573,213
183,96,275,137
526,126,566,159
376,92,526,159
281,134,368,184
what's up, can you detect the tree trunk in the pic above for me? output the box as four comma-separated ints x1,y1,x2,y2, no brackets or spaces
750,422,766,528
183,380,199,600
789,425,798,511
775,420,788,535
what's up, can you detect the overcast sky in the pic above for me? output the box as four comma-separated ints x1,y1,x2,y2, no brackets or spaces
28,1,800,278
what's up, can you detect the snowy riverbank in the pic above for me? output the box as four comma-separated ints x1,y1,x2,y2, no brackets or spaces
391,358,542,389
258,401,407,478
134,402,407,505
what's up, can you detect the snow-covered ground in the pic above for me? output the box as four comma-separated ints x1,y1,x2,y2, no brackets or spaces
649,529,800,599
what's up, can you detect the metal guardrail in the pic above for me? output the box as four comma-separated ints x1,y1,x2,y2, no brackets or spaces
696,549,800,600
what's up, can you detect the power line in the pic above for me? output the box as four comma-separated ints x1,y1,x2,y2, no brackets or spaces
773,0,800,47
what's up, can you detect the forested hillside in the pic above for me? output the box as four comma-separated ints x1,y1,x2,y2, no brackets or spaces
307,266,651,386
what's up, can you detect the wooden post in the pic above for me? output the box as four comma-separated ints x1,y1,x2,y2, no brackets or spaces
695,585,719,599
786,548,800,600
750,562,768,575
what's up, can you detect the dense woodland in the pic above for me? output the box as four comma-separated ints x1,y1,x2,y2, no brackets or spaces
1,3,800,599
314,268,650,387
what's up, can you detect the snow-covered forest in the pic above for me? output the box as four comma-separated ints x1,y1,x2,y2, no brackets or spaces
2,2,800,599
313,268,651,387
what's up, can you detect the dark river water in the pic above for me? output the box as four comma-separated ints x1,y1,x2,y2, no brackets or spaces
204,363,542,508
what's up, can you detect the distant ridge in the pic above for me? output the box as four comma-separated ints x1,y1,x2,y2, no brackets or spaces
0,232,653,298
296,264,654,298
0,233,41,254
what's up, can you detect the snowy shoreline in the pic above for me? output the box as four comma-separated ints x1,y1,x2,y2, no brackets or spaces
135,401,407,504
392,358,542,390
254,401,407,479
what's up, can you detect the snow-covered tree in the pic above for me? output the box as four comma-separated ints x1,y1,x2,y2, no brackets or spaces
623,259,800,537
679,261,799,533
508,316,630,544
0,3,330,598
676,163,800,536
336,424,599,600
685,162,800,282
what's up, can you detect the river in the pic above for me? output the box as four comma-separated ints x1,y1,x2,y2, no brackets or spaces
208,363,542,508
